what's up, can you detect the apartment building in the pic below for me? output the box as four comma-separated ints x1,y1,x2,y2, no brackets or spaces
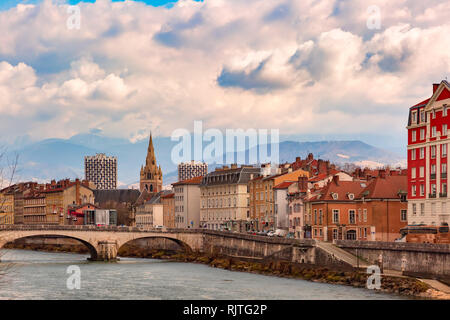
407,80,450,227
178,161,208,181
249,168,309,231
200,165,260,232
173,176,202,229
85,153,118,190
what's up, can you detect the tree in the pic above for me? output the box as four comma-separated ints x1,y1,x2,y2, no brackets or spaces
0,146,19,285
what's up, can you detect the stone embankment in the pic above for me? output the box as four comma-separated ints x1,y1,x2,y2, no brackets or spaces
117,246,439,299
4,240,448,299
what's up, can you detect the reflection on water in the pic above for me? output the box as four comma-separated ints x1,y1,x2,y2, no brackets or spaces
0,249,409,300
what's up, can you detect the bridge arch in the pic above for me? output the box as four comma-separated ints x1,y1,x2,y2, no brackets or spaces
117,235,193,256
0,234,99,261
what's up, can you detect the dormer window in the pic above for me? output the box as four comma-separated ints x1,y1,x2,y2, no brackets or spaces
331,193,338,200
411,110,417,124
348,193,355,200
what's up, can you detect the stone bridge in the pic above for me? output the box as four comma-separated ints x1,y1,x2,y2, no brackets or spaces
0,225,319,262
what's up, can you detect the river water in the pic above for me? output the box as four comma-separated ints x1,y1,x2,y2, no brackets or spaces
0,249,409,300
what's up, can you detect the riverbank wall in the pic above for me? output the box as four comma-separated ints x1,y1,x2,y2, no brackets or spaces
335,240,450,285
3,236,448,299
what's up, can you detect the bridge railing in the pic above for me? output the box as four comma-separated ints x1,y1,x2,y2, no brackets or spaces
0,225,316,245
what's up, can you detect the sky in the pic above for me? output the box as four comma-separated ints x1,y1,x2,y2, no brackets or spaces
0,0,450,153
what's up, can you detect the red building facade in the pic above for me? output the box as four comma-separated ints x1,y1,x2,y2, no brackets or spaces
407,81,450,226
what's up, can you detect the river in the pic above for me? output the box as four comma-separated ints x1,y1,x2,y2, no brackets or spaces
0,249,409,300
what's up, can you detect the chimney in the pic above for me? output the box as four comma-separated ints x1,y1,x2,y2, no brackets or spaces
296,157,301,162
332,175,339,185
76,179,80,205
298,175,308,191
433,83,439,93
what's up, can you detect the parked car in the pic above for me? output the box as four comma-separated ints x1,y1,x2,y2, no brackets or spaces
267,230,275,237
286,232,295,239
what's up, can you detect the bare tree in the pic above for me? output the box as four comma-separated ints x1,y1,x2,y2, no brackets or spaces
0,146,19,285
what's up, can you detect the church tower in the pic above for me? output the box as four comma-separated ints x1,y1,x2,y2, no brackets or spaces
140,133,163,193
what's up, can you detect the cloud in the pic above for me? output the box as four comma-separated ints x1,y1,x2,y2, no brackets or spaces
0,0,449,149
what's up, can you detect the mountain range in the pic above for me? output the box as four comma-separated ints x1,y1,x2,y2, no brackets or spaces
2,133,405,188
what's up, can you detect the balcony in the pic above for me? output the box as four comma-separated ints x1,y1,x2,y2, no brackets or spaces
440,193,448,198
429,193,437,198
430,174,436,180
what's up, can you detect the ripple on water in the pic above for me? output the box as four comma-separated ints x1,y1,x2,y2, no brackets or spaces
0,249,410,300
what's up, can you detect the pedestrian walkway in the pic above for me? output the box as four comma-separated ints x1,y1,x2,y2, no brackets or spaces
419,279,450,294
316,241,369,269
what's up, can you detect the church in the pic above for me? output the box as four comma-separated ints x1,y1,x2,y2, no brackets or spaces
140,133,163,194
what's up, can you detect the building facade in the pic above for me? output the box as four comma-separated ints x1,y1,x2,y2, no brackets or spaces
85,153,118,190
0,191,14,224
200,165,260,232
407,81,450,227
249,168,309,231
173,176,202,229
308,174,408,242
161,192,175,228
178,161,208,181
43,179,94,225
140,134,163,194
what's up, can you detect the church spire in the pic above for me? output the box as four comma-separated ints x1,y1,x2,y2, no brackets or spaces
140,131,163,193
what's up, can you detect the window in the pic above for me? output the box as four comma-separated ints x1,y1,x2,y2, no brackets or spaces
349,210,356,224
432,126,437,137
319,209,323,225
442,183,447,195
420,184,425,196
443,124,448,136
420,148,425,159
412,204,417,215
411,149,416,160
431,164,436,175
431,146,436,158
411,167,416,179
363,209,367,222
443,163,447,174
420,110,425,122
364,228,367,238
332,210,339,224
431,184,436,195
314,209,317,224
420,203,425,216
443,144,448,157
412,185,416,196
333,229,338,240
420,166,425,178
412,111,417,123
420,128,425,140
412,130,416,142
431,203,436,215
401,209,407,222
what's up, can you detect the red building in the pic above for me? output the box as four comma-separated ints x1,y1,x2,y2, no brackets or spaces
407,81,450,227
